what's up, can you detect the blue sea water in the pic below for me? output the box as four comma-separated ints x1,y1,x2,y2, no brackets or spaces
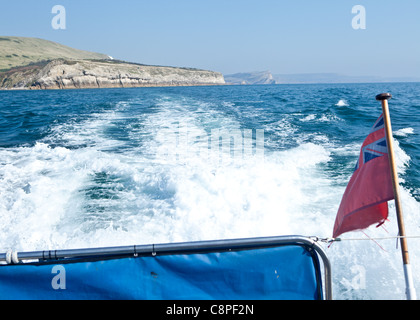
0,83,419,299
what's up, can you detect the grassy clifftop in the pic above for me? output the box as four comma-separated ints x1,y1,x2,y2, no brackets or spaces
0,37,225,89
0,36,109,71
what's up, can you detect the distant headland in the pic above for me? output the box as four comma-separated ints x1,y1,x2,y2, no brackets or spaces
224,70,420,85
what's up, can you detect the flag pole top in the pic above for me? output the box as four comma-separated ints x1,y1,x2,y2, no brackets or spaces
376,93,392,101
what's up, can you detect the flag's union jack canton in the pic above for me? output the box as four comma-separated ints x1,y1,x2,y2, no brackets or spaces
355,114,388,171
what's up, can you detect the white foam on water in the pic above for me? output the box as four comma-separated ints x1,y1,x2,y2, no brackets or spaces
394,127,414,137
318,113,343,122
336,99,349,107
0,143,86,250
299,114,316,122
298,113,342,123
168,142,333,242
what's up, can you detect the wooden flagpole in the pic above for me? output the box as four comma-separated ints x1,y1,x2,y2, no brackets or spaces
376,93,417,300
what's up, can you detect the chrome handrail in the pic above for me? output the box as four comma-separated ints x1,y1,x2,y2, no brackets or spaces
0,235,332,299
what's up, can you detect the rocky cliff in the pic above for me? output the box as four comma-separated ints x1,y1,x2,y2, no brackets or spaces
0,59,225,90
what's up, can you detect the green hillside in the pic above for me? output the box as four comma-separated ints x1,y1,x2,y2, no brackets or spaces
0,36,109,71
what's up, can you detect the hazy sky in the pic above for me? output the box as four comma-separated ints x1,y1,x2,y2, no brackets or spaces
1,0,419,77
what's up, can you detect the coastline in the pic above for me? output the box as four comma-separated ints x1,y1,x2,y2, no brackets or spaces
0,58,226,91
0,82,228,91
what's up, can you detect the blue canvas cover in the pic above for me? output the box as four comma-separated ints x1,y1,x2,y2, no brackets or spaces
0,244,323,300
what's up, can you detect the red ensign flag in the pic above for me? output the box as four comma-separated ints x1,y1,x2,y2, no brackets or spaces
333,114,395,238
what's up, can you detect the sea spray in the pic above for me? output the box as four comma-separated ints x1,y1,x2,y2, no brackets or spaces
336,99,349,107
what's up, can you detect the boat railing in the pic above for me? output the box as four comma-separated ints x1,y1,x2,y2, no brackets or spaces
0,235,332,300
